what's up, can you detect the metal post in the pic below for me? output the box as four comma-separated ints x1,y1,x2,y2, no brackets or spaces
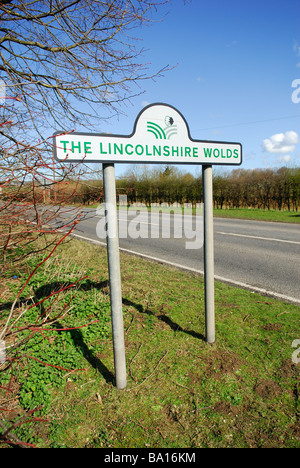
103,163,127,389
202,165,215,344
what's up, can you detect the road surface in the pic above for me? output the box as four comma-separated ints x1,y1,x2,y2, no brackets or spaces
66,207,300,305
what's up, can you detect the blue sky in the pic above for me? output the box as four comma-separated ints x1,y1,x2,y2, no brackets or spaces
91,0,300,177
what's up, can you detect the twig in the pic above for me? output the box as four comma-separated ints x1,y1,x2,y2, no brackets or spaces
125,311,135,334
0,227,76,341
23,354,87,372
0,419,30,448
126,351,169,391
129,343,143,383
171,379,191,391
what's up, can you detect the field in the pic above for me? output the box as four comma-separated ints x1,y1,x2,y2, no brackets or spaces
0,237,299,448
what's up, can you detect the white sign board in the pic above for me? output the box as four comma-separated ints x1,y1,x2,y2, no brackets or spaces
53,103,242,166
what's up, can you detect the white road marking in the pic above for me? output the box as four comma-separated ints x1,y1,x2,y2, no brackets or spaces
72,232,300,305
216,231,300,245
95,214,299,244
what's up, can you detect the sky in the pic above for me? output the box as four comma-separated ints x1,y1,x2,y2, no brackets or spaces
87,0,300,177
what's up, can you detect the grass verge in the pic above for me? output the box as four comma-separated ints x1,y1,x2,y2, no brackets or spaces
213,208,300,223
0,238,299,448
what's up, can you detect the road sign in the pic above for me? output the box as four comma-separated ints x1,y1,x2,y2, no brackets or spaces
52,103,242,389
53,103,242,166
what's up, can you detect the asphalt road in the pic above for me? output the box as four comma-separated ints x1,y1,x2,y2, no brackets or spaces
68,207,300,305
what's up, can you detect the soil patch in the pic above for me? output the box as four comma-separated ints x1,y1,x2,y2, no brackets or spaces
254,379,283,399
205,349,242,379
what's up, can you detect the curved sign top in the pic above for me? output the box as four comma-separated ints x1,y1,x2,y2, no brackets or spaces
53,103,242,165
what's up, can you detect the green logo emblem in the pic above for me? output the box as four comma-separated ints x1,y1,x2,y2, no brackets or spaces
147,116,178,140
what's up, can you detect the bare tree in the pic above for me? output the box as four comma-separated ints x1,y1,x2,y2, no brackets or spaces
0,0,170,137
0,0,172,266
0,1,171,254
0,1,172,446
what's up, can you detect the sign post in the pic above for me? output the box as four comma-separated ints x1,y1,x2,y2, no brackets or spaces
202,165,215,344
53,103,242,388
103,163,127,389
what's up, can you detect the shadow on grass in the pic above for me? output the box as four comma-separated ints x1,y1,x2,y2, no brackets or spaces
34,279,205,343
122,298,205,341
1,277,204,384
0,281,114,385
55,320,115,385
34,280,115,385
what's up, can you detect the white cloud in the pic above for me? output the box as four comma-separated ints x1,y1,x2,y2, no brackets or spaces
276,155,291,163
293,41,300,55
293,42,300,67
262,131,299,154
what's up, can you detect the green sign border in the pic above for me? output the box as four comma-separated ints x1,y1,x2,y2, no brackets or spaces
53,102,242,166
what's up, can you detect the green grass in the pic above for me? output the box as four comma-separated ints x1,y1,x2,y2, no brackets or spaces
0,239,299,448
213,208,300,223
